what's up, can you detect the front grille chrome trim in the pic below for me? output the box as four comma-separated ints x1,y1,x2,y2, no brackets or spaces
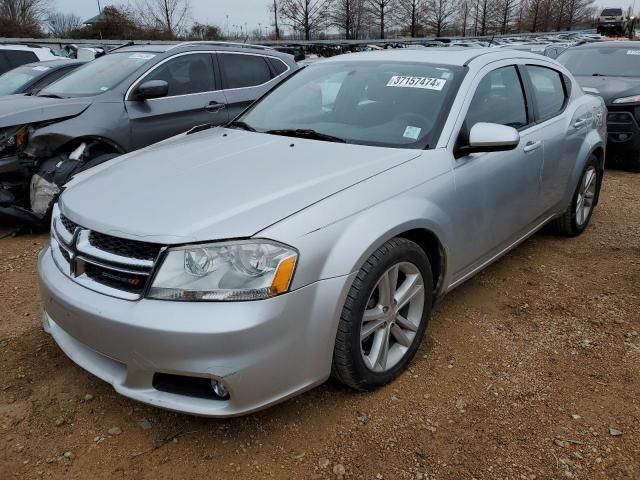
76,230,155,270
50,206,164,301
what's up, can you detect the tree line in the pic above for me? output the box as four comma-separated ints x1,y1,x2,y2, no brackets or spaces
274,0,598,40
1,0,597,41
0,0,221,40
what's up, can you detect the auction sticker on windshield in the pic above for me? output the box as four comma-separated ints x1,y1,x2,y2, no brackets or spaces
627,50,640,55
387,76,446,91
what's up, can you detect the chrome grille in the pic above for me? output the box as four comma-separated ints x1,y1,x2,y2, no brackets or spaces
50,205,164,301
60,214,78,234
88,231,162,262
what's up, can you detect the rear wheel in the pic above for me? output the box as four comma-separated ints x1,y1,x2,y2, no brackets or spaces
332,238,433,391
550,155,600,236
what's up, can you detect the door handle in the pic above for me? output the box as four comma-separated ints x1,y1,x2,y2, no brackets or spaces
205,101,226,113
573,117,592,129
523,140,542,153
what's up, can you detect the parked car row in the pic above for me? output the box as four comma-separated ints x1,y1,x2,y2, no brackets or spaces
37,47,607,417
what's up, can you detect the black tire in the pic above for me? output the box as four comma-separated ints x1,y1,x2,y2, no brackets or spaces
550,155,601,236
331,238,433,391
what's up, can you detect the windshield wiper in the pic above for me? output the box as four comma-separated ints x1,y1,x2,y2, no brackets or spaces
591,73,607,77
227,120,256,132
37,93,64,99
264,129,347,143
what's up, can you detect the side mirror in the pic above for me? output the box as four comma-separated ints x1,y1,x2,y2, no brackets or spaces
135,80,169,100
462,122,520,154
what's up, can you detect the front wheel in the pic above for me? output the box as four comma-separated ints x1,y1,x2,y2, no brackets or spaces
550,155,601,236
332,238,433,391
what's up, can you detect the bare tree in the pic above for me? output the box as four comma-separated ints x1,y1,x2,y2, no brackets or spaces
458,0,471,35
394,0,425,37
424,0,456,36
0,0,49,36
47,12,82,37
332,0,367,39
365,0,396,39
496,0,518,33
563,0,595,30
277,0,333,40
268,0,281,39
135,0,190,37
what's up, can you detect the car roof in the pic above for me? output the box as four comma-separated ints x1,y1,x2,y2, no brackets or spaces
115,42,288,58
0,44,51,52
573,40,640,49
115,45,174,54
317,47,547,67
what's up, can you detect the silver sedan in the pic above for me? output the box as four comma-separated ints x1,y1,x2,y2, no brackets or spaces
39,48,606,416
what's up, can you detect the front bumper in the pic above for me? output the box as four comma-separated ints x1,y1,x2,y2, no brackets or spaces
606,108,640,160
38,246,354,417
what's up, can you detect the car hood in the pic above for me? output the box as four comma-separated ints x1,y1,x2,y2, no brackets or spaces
573,75,640,105
61,129,421,244
0,95,92,128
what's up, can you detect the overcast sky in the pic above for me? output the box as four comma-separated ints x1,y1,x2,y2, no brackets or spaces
55,0,273,34
54,0,637,35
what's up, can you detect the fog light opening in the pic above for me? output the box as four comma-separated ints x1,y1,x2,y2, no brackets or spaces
211,380,230,399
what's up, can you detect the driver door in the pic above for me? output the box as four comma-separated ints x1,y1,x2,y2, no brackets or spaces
126,53,228,150
447,64,544,283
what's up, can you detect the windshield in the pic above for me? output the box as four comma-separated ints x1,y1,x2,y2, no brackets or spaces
39,52,156,98
601,8,622,16
0,65,43,95
558,48,640,77
238,61,460,148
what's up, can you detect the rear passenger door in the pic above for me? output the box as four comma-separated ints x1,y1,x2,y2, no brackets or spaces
126,52,228,150
218,52,288,119
523,64,577,214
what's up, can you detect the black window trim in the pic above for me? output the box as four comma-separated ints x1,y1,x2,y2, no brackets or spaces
522,64,570,124
454,64,532,158
218,51,291,91
125,50,218,101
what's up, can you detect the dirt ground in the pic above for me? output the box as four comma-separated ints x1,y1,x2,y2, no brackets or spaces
0,170,638,480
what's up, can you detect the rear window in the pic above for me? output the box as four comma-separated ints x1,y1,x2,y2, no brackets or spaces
558,47,640,77
601,8,623,16
220,53,273,89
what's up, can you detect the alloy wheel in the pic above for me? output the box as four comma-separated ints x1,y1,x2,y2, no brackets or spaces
360,262,425,373
576,166,597,227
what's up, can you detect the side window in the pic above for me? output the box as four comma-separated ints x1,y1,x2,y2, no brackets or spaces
465,66,528,130
526,65,567,120
6,50,38,69
220,53,272,89
144,53,214,97
268,58,288,76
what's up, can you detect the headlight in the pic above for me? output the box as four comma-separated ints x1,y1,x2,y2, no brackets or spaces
148,240,297,301
613,95,640,104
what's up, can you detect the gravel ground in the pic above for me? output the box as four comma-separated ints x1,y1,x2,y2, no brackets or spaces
0,170,638,480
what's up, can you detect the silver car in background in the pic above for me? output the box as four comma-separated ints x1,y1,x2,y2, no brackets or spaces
38,49,606,417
